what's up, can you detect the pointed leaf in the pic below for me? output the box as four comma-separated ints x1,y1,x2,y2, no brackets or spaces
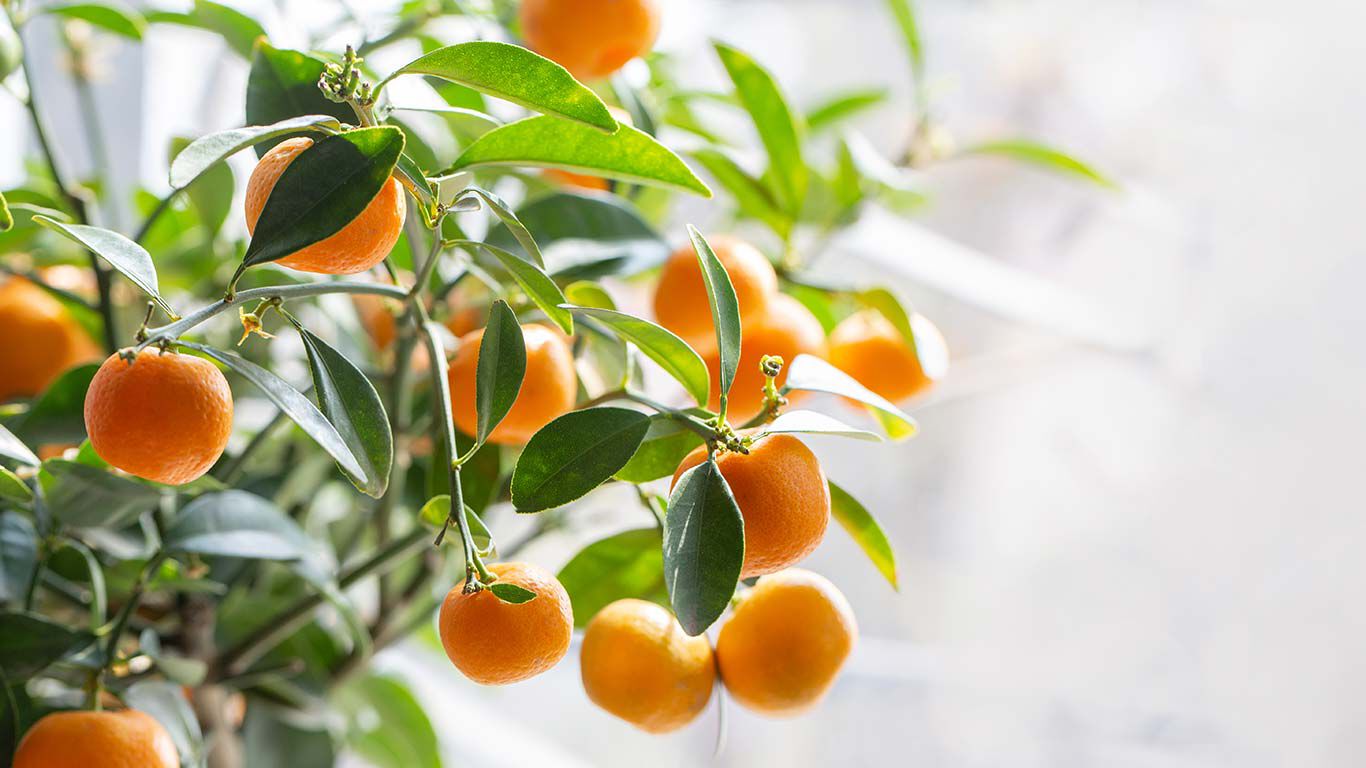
0,468,31,505
42,1,145,39
380,41,616,132
761,409,882,442
123,680,205,768
166,490,322,565
454,187,543,267
563,305,709,406
458,241,573,334
0,612,95,681
170,115,342,189
511,407,650,513
32,217,177,317
614,415,704,483
0,425,37,467
474,301,526,445
146,0,266,59
690,148,791,240
442,116,711,197
714,42,807,214
245,41,355,157
664,459,744,635
16,364,97,445
0,513,38,604
488,582,537,604
418,496,494,555
687,226,741,399
885,0,925,79
959,139,1114,187
484,191,669,280
806,89,888,133
295,324,393,498
829,480,898,589
558,527,667,627
782,354,918,440
38,459,160,529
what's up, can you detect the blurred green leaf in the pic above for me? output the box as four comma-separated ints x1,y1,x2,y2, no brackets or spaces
39,459,160,529
782,354,918,441
614,415,703,484
485,192,669,280
563,281,615,310
242,706,336,768
0,612,95,681
33,217,176,317
138,629,206,686
123,680,205,768
169,115,341,189
0,513,37,604
714,42,807,215
146,0,266,58
165,490,320,562
419,495,493,556
456,241,573,334
760,409,882,442
690,148,792,240
885,0,926,80
245,41,355,157
687,226,741,400
475,300,526,445
857,287,920,359
829,480,898,589
295,323,393,498
562,305,710,407
664,458,744,636
805,89,888,134
16,363,97,445
959,139,1114,187
42,1,146,39
558,527,667,627
0,467,31,504
511,407,650,513
337,674,440,768
0,191,10,232
0,425,38,467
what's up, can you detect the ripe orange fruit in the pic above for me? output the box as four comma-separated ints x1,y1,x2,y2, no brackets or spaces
580,599,715,733
84,348,234,485
520,0,661,82
444,304,484,339
0,276,100,402
244,137,405,275
448,323,577,445
827,310,948,403
716,569,857,717
14,708,178,768
653,235,778,356
673,433,829,579
704,293,824,423
352,293,398,351
438,561,574,685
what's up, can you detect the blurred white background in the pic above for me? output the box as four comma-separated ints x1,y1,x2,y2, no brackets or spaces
4,0,1363,765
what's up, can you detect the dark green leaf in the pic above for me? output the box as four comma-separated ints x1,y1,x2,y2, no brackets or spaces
380,41,616,132
663,459,744,635
484,191,669,280
614,415,704,483
295,324,394,497
958,139,1114,187
337,674,441,768
123,680,205,768
245,41,356,157
714,43,807,215
457,241,573,334
558,528,667,627
760,409,881,441
146,0,266,58
0,425,37,467
15,364,96,445
418,496,494,555
42,1,145,39
687,226,741,399
169,115,341,189
393,151,438,219
241,126,404,270
32,217,177,317
488,582,537,604
166,490,320,564
38,459,160,529
782,354,918,440
690,148,792,240
455,186,543,267
474,300,526,445
562,305,709,406
0,467,30,504
805,89,888,133
0,513,37,604
442,116,711,197
511,407,650,513
0,612,95,681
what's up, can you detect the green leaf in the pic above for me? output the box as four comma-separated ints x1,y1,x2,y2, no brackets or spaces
42,1,146,39
0,513,38,604
558,528,667,627
511,407,650,513
761,409,882,442
169,115,341,189
442,116,711,197
38,459,160,529
563,281,615,310
714,42,807,214
0,612,95,681
242,709,335,768
562,305,709,407
418,495,494,556
885,0,925,80
805,89,888,133
474,301,527,445
687,226,741,399
295,323,393,498
0,191,10,232
393,151,438,219
782,354,918,441
185,343,367,482
170,136,234,239
337,674,441,768
380,41,616,132
240,126,404,271
857,286,920,358
614,415,704,484
0,467,31,505
959,139,1114,187
16,364,97,445
484,191,669,280
32,217,177,317
690,148,792,240
488,582,537,604
146,0,266,58
166,490,323,565
454,186,543,267
0,425,38,467
245,41,356,157
138,630,206,686
123,680,205,768
457,241,573,334
663,459,744,636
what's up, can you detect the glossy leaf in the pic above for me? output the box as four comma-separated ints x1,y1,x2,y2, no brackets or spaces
32,217,176,317
511,407,650,513
0,612,95,681
166,490,320,563
0,468,31,504
563,305,710,406
782,354,918,441
485,191,669,280
169,115,341,189
38,459,160,529
457,241,573,334
241,126,404,270
185,343,366,481
761,409,882,442
418,495,494,555
806,89,888,133
146,0,266,58
690,148,791,240
714,42,807,214
245,41,355,157
394,151,438,217
123,680,205,768
380,41,616,131
296,324,393,497
614,415,704,484
0,513,37,604
687,226,742,400
17,364,97,445
473,300,526,445
664,459,744,635
959,139,1114,187
558,528,667,627
42,1,145,39
489,582,537,604
829,481,897,588
442,116,711,197
0,425,38,467
454,187,543,267
563,281,615,310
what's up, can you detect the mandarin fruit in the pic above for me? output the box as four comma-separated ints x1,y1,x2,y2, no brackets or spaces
0,276,100,402
448,323,577,445
704,293,824,422
827,310,948,403
653,235,778,356
520,0,661,82
438,561,574,685
14,709,178,768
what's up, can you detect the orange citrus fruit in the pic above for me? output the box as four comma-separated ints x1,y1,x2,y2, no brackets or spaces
438,561,574,685
580,598,715,733
0,276,100,402
520,0,661,82
352,292,398,351
444,304,484,339
14,709,178,768
716,569,857,717
244,137,405,275
84,348,234,485
827,310,948,403
704,293,824,423
673,432,829,578
542,107,633,191
448,323,577,445
653,235,778,357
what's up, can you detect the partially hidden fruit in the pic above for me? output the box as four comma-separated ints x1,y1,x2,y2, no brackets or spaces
704,293,824,423
352,293,398,351
716,569,857,717
448,323,577,445
580,599,715,733
438,561,574,685
520,0,661,82
84,349,234,485
0,276,100,402
542,107,634,191
653,235,778,356
827,310,948,403
14,709,179,768
245,137,405,275
673,432,829,579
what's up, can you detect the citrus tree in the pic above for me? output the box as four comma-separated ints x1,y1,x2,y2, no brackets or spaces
0,0,1107,765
